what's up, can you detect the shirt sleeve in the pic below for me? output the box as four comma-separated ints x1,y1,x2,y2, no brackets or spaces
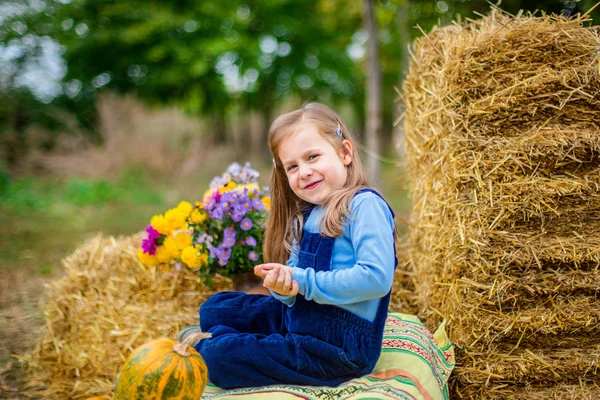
269,240,299,306
292,193,395,305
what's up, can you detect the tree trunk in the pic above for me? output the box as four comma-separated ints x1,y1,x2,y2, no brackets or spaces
5,101,30,169
212,109,227,145
259,103,272,157
364,0,382,185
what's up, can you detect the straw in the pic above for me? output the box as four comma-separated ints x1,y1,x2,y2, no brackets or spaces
23,234,231,399
402,7,600,398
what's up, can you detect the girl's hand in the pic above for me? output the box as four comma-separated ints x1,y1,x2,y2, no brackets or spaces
253,263,284,278
254,263,299,296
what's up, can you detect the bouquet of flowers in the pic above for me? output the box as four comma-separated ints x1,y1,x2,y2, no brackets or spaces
137,162,270,285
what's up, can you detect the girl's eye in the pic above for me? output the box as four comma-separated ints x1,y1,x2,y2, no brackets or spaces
287,165,297,172
308,154,318,161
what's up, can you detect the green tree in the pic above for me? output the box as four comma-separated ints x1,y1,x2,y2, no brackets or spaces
13,0,365,152
2,0,597,168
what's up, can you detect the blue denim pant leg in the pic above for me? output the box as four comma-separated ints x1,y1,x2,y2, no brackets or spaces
197,329,361,389
199,291,285,337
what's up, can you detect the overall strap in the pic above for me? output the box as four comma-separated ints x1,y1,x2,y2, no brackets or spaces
301,206,314,223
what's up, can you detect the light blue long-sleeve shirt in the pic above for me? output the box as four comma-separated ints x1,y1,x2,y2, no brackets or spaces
271,191,396,322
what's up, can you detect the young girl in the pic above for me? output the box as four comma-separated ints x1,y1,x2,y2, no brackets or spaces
181,102,397,389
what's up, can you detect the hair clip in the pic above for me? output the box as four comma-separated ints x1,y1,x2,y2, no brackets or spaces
272,158,277,169
336,121,343,138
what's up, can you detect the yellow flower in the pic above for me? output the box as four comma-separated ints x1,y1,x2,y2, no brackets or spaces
181,246,199,268
190,209,208,224
181,245,209,269
164,208,187,234
261,196,270,210
180,246,201,269
152,205,189,236
154,236,179,263
219,181,237,194
174,231,193,249
150,214,169,235
236,183,260,194
155,245,172,263
177,201,193,215
199,252,208,266
137,249,158,266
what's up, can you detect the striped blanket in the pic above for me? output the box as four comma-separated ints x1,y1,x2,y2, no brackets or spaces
201,312,455,400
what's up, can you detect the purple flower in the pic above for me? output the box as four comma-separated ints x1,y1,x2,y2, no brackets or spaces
240,218,253,231
252,198,265,211
248,251,258,261
195,233,208,244
220,246,232,259
241,200,251,212
223,235,236,248
141,225,161,255
141,238,156,255
229,204,246,222
145,225,161,239
210,206,224,220
216,245,232,265
245,236,257,247
231,212,244,222
224,226,236,238
209,245,219,259
222,226,237,248
220,192,232,205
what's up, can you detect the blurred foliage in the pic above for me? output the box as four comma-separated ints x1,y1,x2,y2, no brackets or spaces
0,0,598,168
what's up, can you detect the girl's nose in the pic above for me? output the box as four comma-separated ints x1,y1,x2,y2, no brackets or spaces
299,163,313,177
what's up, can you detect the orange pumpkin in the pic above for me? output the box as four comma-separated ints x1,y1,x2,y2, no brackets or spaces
114,331,211,400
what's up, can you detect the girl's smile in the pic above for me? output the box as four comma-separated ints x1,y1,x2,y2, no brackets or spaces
304,180,322,189
278,122,353,205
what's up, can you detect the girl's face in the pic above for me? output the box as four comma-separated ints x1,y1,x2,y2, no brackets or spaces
278,122,352,205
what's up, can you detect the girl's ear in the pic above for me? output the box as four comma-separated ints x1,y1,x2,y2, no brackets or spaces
341,139,353,166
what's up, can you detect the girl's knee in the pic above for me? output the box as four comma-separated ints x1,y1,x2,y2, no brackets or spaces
199,292,243,329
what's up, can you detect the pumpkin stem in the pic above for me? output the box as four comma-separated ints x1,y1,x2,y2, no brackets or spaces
173,331,212,357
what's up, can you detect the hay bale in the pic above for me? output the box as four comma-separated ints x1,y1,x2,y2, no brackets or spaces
454,380,600,400
390,240,421,315
24,234,230,399
402,8,600,398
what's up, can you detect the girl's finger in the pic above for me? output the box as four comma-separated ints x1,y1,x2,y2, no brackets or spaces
269,269,283,289
263,271,273,288
275,268,286,292
254,264,279,277
258,263,281,270
283,269,292,293
290,280,299,296
254,265,266,277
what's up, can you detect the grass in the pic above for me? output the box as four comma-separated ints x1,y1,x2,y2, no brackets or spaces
0,169,166,272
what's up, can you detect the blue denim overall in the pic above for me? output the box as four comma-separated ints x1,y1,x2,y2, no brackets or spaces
195,189,396,389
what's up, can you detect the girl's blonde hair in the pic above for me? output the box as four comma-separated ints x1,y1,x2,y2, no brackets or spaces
263,102,370,264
